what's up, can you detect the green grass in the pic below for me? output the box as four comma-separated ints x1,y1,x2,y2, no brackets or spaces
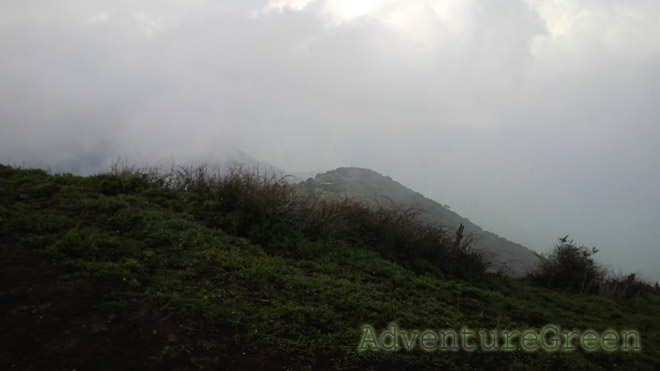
1,163,659,370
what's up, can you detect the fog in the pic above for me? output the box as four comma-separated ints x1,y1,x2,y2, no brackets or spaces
1,0,659,280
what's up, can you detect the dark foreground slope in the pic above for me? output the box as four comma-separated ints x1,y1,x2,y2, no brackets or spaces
297,167,538,276
1,164,659,370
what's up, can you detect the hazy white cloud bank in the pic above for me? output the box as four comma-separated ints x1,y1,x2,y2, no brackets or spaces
1,0,659,279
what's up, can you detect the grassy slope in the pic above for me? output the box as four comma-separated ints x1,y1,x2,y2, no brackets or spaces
298,167,538,276
0,164,659,370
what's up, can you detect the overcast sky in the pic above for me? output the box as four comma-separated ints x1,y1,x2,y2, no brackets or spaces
1,0,659,280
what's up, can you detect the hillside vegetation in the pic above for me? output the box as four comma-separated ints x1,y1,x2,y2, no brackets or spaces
297,167,538,276
1,163,659,370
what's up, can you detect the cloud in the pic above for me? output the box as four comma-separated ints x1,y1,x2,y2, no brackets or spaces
265,0,316,13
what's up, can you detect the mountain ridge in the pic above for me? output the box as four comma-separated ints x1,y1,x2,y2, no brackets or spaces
296,167,539,276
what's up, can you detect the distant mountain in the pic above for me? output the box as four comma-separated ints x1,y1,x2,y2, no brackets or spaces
211,149,284,175
296,167,538,276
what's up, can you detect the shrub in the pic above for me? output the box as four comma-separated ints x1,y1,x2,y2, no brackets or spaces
530,236,605,294
600,272,656,300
